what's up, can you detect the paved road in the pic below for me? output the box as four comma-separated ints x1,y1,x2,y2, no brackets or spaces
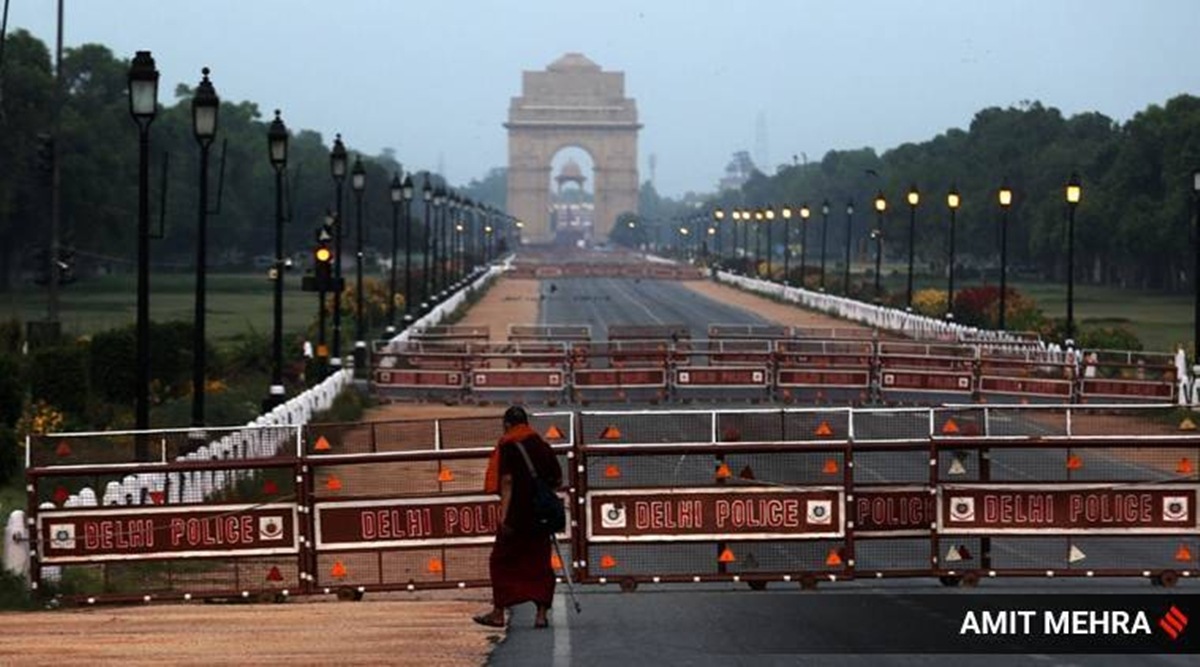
489,581,1195,666
537,276,772,340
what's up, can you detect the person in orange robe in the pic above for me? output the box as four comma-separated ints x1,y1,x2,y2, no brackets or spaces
474,406,562,629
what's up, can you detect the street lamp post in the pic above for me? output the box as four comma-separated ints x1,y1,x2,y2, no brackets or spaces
765,206,776,280
127,50,158,450
433,187,447,297
350,156,366,369
387,172,402,336
1065,173,1082,341
843,200,855,295
329,135,347,367
266,110,289,409
713,209,725,263
905,184,920,311
401,175,415,324
754,209,764,278
780,206,793,285
1194,169,1200,362
998,182,1013,330
731,210,742,270
799,203,811,289
190,67,218,428
946,186,961,320
421,176,432,311
874,191,887,303
820,200,830,292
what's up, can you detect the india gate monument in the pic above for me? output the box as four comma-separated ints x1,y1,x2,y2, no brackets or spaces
505,53,641,244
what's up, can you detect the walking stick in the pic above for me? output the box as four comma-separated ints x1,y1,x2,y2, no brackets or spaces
551,532,582,614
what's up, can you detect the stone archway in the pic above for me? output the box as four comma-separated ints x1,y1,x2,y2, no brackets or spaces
505,53,640,244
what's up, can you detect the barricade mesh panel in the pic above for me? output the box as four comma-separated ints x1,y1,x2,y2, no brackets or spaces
983,447,1071,482
985,537,1196,572
587,543,718,578
719,452,845,487
851,410,931,441
1066,408,1184,438
721,540,845,574
855,538,932,572
314,547,493,588
716,411,786,443
311,458,490,498
937,448,983,481
31,426,296,467
782,410,852,442
438,417,503,450
307,421,438,455
936,537,983,571
580,412,712,445
856,450,930,484
586,453,715,489
45,557,302,599
33,464,298,508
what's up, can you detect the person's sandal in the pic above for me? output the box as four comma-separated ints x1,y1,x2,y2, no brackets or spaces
534,618,549,629
473,612,506,628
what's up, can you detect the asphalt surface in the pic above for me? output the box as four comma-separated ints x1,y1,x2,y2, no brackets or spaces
479,275,1200,665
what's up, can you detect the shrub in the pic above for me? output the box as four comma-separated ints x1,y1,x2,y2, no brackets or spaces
89,326,136,403
0,318,22,355
0,355,24,427
1078,325,1143,352
912,289,948,318
310,388,370,423
29,344,88,416
0,426,19,486
952,285,1044,331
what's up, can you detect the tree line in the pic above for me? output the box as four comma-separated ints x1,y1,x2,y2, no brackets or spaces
0,31,503,291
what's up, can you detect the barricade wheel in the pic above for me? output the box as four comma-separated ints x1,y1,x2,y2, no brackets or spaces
747,581,768,591
619,577,638,593
960,571,981,588
1156,570,1180,588
336,587,364,601
938,575,963,587
799,575,819,590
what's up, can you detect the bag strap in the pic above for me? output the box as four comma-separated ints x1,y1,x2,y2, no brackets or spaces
513,440,540,482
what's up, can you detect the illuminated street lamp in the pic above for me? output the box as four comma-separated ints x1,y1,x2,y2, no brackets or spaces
387,172,403,336
713,208,725,261
874,192,887,302
1065,173,1082,341
764,206,777,280
998,182,1014,330
753,208,765,278
1194,168,1200,362
128,50,159,450
351,156,366,370
266,110,289,408
400,174,415,323
420,176,432,311
798,203,811,289
905,184,920,311
328,134,347,366
780,205,793,284
843,200,854,295
820,200,830,291
190,67,218,428
946,186,961,320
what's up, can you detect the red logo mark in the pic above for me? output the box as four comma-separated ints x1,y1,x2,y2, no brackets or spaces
1158,605,1188,640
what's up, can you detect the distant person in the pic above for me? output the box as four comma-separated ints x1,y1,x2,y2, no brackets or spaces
475,406,563,629
1083,351,1098,378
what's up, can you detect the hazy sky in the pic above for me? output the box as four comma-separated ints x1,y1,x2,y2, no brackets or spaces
9,1,1200,196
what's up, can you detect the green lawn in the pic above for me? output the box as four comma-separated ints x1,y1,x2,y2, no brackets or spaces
0,273,321,349
874,268,1191,353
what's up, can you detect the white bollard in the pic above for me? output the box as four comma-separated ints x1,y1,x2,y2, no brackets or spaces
3,510,29,579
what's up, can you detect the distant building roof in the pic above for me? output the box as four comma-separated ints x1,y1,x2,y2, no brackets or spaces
547,52,602,72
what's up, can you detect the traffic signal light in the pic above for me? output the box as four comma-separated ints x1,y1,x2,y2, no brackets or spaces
302,242,342,292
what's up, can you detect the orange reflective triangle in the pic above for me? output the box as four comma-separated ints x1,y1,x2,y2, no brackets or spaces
1179,417,1197,431
825,548,843,566
426,557,444,574
718,547,736,563
599,554,617,569
149,491,165,505
738,465,756,480
822,458,839,474
55,441,71,458
314,435,332,452
1175,544,1194,563
545,424,565,440
266,566,283,582
814,421,834,437
316,343,329,358
331,561,347,578
600,425,622,440
550,552,563,570
1177,458,1194,475
715,463,732,480
438,467,455,482
325,475,343,491
941,418,960,435
604,464,622,479
263,479,279,495
1066,454,1083,470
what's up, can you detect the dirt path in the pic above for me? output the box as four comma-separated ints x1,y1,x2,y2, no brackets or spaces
0,593,496,666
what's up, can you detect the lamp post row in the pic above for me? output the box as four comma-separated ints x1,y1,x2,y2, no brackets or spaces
125,51,511,445
707,176,1092,336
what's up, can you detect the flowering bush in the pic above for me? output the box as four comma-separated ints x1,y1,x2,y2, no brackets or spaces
16,400,64,440
912,289,948,317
